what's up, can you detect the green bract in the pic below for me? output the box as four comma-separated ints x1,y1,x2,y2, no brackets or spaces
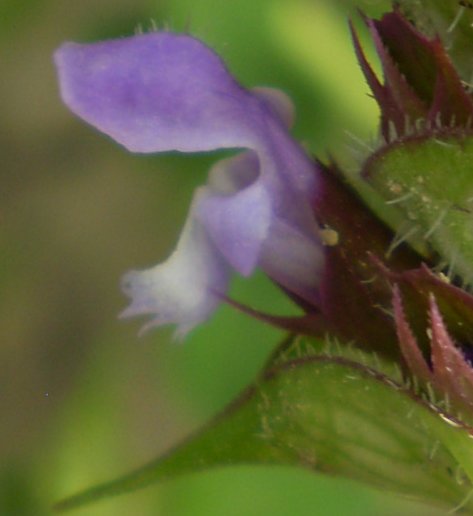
56,340,473,513
365,135,473,284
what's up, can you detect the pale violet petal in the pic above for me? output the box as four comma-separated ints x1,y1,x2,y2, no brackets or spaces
54,33,260,153
207,151,259,195
197,179,272,276
120,188,230,337
251,87,295,128
259,217,324,306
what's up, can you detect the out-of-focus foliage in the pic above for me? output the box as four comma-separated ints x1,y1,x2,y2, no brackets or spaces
0,0,448,514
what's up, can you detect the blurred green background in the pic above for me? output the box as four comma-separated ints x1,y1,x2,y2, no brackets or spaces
0,0,445,514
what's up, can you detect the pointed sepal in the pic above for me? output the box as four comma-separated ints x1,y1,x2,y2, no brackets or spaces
397,1,473,82
353,9,473,142
393,284,473,418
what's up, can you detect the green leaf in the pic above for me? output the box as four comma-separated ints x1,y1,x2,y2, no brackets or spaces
56,344,473,513
364,134,473,284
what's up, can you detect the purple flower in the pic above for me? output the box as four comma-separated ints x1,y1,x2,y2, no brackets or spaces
54,32,323,337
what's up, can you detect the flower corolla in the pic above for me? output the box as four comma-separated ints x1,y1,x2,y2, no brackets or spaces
54,32,323,337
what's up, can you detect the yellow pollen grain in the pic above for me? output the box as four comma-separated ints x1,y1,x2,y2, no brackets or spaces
320,228,339,246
